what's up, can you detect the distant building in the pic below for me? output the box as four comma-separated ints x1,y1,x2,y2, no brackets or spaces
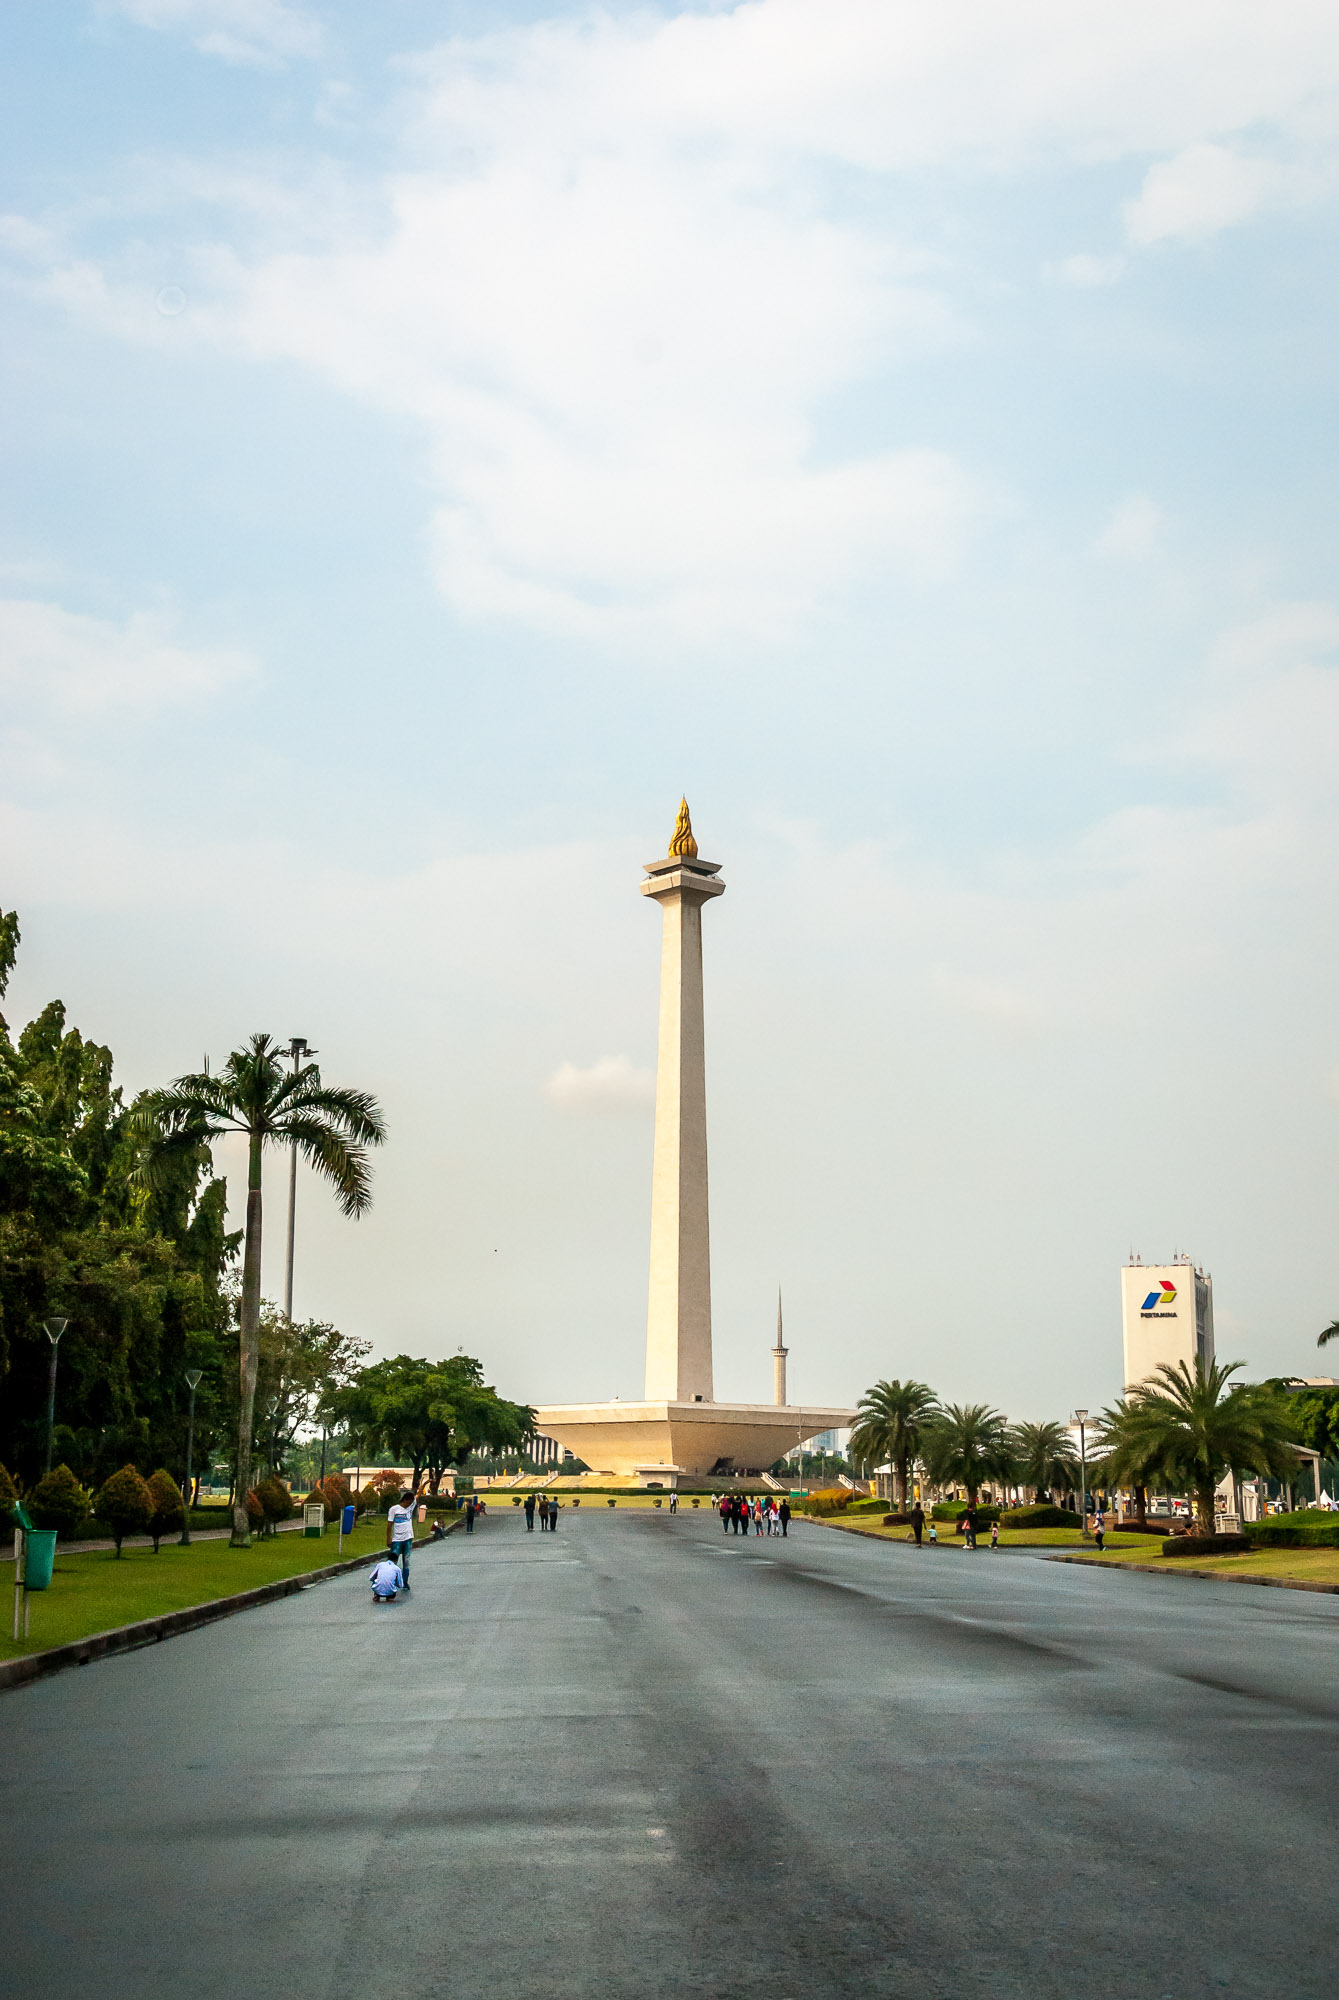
1121,1254,1214,1392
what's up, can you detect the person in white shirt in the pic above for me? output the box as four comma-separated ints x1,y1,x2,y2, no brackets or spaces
386,1488,420,1588
370,1558,402,1602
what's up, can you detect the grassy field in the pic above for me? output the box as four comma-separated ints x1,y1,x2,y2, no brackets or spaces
1,1518,409,1662
819,1517,1167,1551
1065,1543,1339,1584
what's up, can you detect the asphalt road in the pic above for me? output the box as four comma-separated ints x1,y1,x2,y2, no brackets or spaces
3,1510,1337,2000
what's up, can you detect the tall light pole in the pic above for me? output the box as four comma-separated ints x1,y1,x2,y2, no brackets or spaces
1073,1408,1089,1537
180,1368,203,1544
282,1037,316,1321
42,1320,68,1475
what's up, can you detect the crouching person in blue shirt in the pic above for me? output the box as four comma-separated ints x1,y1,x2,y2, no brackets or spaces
370,1557,403,1604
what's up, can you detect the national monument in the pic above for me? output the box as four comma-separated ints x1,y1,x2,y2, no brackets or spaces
535,803,854,1483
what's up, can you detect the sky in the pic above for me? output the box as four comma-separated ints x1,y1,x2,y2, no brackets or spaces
3,0,1339,1421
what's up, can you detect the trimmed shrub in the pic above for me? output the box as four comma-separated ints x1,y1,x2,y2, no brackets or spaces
255,1476,294,1533
1001,1504,1080,1530
0,1461,19,1546
801,1487,854,1516
30,1463,93,1540
1162,1532,1249,1557
1244,1509,1339,1550
245,1487,265,1529
146,1469,184,1551
368,1470,404,1512
94,1465,154,1555
931,1502,1001,1526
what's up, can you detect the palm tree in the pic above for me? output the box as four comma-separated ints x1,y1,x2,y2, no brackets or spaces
922,1402,1009,1506
1011,1420,1078,1504
1100,1358,1299,1535
848,1380,939,1512
1318,1320,1339,1347
133,1033,386,1545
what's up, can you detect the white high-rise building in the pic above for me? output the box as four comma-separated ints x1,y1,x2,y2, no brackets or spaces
1121,1255,1214,1392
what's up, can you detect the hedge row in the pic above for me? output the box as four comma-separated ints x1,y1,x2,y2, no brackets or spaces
1001,1504,1081,1529
1244,1508,1339,1549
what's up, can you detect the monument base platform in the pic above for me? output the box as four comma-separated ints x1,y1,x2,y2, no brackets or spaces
532,1400,856,1481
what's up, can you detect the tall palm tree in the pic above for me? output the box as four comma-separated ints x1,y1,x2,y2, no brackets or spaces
1100,1358,1298,1535
1011,1420,1078,1504
922,1402,1009,1506
848,1380,940,1512
133,1033,386,1545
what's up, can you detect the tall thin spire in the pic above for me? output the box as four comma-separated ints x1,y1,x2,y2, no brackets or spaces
772,1285,788,1406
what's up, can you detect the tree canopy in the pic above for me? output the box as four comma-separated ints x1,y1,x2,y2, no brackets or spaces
332,1353,533,1492
0,912,239,1489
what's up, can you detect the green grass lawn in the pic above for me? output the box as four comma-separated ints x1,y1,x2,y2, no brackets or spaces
1064,1542,1339,1583
2,1518,405,1662
820,1517,1167,1552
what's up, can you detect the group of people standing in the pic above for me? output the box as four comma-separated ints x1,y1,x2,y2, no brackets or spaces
523,1492,561,1531
716,1493,790,1537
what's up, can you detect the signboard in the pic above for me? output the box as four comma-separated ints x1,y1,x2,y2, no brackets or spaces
1121,1262,1215,1391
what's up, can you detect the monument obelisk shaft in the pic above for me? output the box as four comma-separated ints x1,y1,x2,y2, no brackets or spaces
641,801,724,1402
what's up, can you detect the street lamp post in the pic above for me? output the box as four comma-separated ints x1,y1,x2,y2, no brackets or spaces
42,1320,68,1475
180,1368,203,1545
282,1036,316,1321
1073,1408,1089,1537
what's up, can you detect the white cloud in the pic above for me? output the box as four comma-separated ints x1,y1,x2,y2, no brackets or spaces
103,0,322,66
543,1055,656,1116
0,598,255,712
1124,144,1296,245
1053,253,1126,288
1097,495,1163,560
16,2,1339,641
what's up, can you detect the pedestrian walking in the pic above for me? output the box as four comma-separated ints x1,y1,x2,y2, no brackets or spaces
538,1495,550,1531
959,1504,977,1550
911,1503,925,1547
990,1518,1000,1551
1093,1508,1106,1554
464,1496,476,1534
779,1498,790,1538
549,1499,559,1531
669,1491,678,1514
524,1493,536,1532
387,1487,418,1587
928,1522,938,1545
720,1495,731,1533
753,1499,764,1536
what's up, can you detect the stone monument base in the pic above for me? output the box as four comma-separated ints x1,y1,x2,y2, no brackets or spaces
532,1399,855,1482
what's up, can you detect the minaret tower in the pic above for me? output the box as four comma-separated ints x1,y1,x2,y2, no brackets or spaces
641,799,725,1401
772,1288,788,1406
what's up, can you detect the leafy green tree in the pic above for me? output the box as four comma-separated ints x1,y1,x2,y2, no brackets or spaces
29,1462,92,1540
848,1379,940,1512
252,1308,370,1481
922,1402,1010,1505
132,1034,386,1547
333,1353,532,1493
146,1469,184,1552
1011,1420,1078,1504
94,1464,154,1555
1100,1359,1299,1534
0,921,239,1489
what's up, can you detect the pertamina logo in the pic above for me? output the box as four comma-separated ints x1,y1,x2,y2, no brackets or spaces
1140,1281,1177,1314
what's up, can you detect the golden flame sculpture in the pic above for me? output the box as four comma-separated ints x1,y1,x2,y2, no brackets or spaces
668,797,698,859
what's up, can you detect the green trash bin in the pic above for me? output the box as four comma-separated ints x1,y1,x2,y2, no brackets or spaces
23,1528,57,1592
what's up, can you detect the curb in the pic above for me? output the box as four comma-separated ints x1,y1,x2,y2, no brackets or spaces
1046,1553,1339,1596
0,1520,465,1695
